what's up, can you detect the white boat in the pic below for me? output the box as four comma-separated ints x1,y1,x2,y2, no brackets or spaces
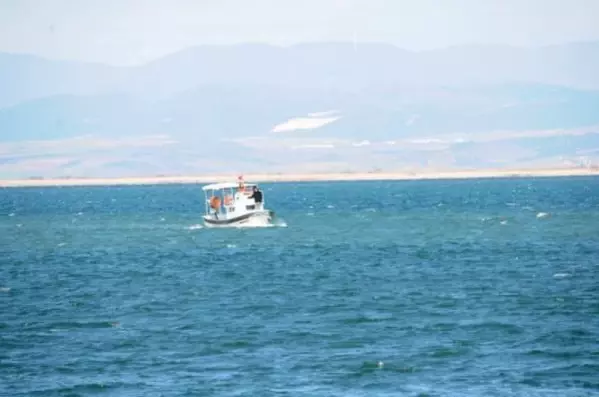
201,176,275,227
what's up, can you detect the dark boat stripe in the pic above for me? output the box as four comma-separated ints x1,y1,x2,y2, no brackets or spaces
204,211,273,225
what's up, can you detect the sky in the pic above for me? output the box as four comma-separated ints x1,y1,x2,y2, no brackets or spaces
1,0,599,65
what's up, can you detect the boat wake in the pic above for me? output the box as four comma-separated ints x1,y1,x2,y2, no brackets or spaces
271,218,288,228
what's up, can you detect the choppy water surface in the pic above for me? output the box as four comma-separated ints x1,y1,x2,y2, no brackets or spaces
1,177,598,396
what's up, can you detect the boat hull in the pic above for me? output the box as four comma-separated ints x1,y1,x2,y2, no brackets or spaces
203,210,275,227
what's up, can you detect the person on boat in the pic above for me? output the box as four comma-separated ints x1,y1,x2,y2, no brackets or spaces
210,196,221,219
249,186,263,209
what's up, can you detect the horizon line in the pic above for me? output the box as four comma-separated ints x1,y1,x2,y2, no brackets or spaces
2,167,599,188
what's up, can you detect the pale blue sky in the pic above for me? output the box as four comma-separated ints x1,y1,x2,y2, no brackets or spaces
1,0,598,65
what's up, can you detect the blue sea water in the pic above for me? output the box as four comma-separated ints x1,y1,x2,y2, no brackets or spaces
1,177,598,397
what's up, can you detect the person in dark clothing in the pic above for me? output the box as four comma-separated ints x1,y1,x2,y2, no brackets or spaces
249,186,263,208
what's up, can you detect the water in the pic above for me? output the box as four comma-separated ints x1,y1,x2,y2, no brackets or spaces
1,177,598,396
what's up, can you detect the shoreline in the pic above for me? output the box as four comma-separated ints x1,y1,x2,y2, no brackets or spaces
1,168,598,188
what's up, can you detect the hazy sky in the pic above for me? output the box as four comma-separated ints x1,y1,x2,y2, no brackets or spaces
1,0,598,65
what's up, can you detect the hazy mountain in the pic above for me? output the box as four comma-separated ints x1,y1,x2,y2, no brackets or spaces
0,53,125,108
1,42,599,177
3,41,599,107
3,83,598,141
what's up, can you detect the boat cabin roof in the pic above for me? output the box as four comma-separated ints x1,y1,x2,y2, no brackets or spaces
202,182,256,191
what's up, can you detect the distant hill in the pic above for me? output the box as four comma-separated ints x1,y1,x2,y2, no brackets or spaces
2,83,599,142
3,41,599,107
1,42,599,177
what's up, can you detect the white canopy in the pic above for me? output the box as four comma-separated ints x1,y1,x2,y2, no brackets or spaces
202,181,256,191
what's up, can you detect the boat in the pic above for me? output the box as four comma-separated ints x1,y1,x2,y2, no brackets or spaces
201,176,275,227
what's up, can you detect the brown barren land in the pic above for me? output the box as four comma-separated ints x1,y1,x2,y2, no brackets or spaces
1,167,598,188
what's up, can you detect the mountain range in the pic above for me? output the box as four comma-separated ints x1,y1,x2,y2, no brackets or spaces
1,42,599,178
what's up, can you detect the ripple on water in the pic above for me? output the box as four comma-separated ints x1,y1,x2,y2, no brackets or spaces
1,178,598,396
